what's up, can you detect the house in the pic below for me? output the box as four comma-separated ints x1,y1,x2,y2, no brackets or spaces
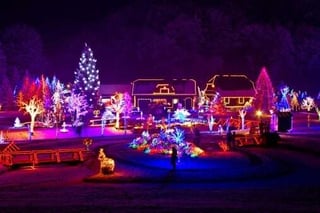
204,74,257,110
99,84,132,103
131,78,197,113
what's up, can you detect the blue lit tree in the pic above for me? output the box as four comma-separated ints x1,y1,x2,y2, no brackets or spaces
276,83,291,112
73,43,100,108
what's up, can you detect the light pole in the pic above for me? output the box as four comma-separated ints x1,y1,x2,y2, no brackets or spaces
256,110,263,135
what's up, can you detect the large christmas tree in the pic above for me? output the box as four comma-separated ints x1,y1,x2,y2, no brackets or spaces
255,66,274,112
73,43,100,108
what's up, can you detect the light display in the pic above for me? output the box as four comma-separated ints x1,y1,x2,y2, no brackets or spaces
204,74,256,110
301,96,315,112
239,109,247,130
19,97,44,134
98,148,115,174
83,138,93,151
255,67,274,112
0,131,4,143
276,84,291,112
173,104,190,123
52,80,65,124
290,90,300,111
65,92,88,126
316,107,320,120
13,117,22,128
109,92,132,129
129,127,204,157
208,115,215,132
73,43,100,108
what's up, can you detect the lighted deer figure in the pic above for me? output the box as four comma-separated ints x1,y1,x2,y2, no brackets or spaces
301,96,316,127
239,109,247,130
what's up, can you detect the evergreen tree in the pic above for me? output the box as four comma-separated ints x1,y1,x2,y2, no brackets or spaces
0,43,7,78
0,75,15,110
73,43,100,108
255,67,274,112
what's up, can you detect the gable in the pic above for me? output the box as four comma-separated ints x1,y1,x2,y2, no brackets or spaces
132,79,197,95
205,74,256,96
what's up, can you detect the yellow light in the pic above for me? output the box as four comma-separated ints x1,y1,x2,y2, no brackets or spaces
256,110,263,118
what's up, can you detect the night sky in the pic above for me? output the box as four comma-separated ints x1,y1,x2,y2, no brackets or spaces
1,0,320,95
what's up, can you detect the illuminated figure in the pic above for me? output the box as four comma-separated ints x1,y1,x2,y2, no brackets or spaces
98,148,115,174
208,115,215,132
277,84,291,112
239,109,247,130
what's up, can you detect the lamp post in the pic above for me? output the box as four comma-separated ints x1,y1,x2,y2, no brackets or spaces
256,110,263,135
256,110,262,120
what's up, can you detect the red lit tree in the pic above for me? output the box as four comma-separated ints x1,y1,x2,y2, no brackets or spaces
17,73,41,102
17,74,44,133
255,66,274,111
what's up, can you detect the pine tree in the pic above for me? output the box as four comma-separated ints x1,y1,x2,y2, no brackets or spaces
255,67,274,112
73,43,100,108
0,75,14,110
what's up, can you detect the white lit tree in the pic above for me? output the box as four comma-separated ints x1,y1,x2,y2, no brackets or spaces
73,43,100,108
52,80,65,123
173,103,190,123
301,96,315,112
65,92,88,125
109,92,132,129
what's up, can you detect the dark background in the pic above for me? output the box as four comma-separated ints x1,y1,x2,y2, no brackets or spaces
1,0,320,95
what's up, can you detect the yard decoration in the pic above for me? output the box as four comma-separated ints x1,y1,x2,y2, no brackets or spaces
98,148,115,174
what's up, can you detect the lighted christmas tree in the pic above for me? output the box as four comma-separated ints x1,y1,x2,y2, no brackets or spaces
73,43,100,108
255,67,274,112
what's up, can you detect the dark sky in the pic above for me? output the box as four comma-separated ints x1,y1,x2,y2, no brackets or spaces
0,0,130,82
1,0,320,95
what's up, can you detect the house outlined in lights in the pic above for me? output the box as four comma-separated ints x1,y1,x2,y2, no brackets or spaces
204,74,257,111
131,78,197,112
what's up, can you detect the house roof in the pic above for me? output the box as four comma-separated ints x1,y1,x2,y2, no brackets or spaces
99,84,131,96
205,75,256,96
132,79,197,95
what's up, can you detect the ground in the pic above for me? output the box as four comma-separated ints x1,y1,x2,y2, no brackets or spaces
0,112,319,212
